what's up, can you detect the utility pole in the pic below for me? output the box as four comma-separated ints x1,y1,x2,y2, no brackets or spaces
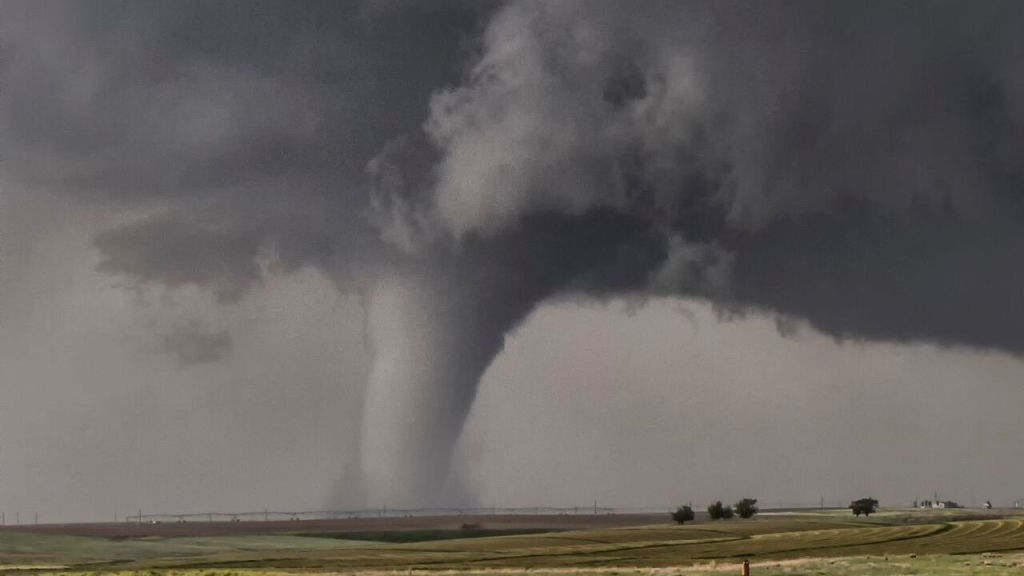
139,509,143,524
593,500,598,515
264,508,269,522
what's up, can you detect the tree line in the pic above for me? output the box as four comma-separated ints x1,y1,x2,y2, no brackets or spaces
671,498,759,524
672,497,879,524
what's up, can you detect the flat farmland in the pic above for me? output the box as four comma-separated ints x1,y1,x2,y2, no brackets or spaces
0,514,668,540
1,510,1022,574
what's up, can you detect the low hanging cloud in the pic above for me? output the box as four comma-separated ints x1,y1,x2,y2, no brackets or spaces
94,213,268,304
159,322,232,368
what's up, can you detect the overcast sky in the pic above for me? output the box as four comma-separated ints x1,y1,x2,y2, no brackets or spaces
2,1,1024,521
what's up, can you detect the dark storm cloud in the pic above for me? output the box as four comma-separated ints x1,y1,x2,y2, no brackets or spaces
729,205,1024,352
1,1,492,198
6,0,1023,348
0,0,496,295
411,0,1024,352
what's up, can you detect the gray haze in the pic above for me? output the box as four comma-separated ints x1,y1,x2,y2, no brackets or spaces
2,1,1024,517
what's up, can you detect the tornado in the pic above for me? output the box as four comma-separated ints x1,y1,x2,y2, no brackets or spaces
358,211,666,505
359,271,492,506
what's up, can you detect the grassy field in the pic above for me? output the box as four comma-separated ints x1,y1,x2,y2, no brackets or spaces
33,555,1024,576
1,509,1022,574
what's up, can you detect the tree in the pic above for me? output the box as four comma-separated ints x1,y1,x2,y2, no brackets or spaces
849,498,879,517
707,501,733,520
671,505,695,524
734,498,759,519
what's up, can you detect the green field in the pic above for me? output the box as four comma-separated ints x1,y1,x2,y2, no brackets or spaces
2,510,1023,575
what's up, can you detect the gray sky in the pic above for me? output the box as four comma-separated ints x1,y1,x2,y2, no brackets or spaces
2,0,1024,521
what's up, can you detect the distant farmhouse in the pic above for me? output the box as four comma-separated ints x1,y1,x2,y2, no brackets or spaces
1015,499,1024,509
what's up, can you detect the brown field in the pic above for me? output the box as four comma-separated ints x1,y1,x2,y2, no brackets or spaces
0,513,667,539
